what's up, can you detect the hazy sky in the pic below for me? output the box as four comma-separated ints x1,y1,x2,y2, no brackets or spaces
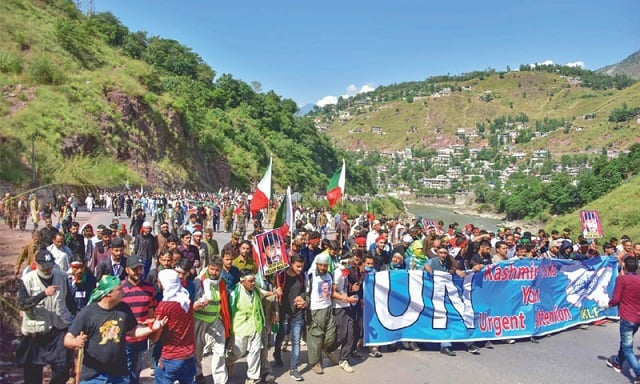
94,0,639,107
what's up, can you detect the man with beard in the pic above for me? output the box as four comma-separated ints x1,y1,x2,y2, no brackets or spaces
64,276,168,383
203,229,220,259
274,254,307,381
370,235,392,271
426,245,465,356
178,230,200,279
305,253,339,374
39,216,59,248
192,230,210,270
68,254,96,313
80,224,94,263
227,269,266,384
134,221,158,279
16,249,75,384
121,256,157,384
193,256,231,384
222,231,242,259
95,238,127,281
130,208,146,238
156,222,172,259
47,232,72,272
65,222,85,259
89,228,112,273
232,240,257,274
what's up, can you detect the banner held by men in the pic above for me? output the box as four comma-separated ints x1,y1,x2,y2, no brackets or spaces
363,257,618,345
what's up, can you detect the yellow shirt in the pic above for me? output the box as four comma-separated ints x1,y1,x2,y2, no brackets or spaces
232,256,257,274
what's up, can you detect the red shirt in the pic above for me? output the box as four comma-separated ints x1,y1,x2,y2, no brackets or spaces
121,280,157,343
155,301,195,359
609,273,640,324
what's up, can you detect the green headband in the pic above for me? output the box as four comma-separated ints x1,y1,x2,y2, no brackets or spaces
89,275,121,303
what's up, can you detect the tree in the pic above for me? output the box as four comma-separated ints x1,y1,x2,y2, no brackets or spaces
88,12,129,47
122,31,147,59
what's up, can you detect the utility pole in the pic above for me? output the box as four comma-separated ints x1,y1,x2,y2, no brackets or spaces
31,133,36,184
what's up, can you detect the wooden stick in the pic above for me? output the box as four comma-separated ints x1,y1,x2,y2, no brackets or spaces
75,331,85,384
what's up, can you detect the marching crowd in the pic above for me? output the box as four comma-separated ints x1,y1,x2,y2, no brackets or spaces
8,189,640,384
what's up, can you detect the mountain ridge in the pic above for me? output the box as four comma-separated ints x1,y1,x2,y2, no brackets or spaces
597,50,640,80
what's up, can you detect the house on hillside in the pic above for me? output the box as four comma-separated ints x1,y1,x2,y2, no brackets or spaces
446,167,463,179
451,144,465,154
421,175,452,190
371,126,384,135
532,149,549,159
511,152,526,160
339,111,351,121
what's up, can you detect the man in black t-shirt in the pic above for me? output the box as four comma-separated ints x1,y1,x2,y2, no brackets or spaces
64,275,168,382
273,254,307,381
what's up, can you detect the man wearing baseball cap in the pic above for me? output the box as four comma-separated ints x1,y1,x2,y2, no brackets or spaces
64,275,168,383
122,256,157,384
17,249,75,384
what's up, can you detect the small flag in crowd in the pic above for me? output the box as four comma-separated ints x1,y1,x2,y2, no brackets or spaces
273,186,293,234
250,157,272,215
326,159,345,208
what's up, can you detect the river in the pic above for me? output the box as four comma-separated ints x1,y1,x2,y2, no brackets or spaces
406,204,505,231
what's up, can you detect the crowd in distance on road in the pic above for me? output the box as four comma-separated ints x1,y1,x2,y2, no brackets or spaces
5,188,640,384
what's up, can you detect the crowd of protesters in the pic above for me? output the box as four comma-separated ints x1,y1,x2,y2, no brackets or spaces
8,187,640,384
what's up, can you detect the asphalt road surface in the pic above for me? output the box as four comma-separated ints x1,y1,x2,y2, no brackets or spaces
80,208,632,384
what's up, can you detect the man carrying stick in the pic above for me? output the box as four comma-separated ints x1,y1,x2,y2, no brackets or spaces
64,275,168,383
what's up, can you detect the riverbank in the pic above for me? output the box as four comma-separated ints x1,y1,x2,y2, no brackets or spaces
403,200,542,234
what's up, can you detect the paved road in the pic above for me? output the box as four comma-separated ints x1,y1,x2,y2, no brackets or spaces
80,209,631,384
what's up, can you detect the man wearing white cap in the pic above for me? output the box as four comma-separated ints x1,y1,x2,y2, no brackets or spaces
541,239,563,259
305,253,338,374
227,269,266,384
134,221,157,279
366,220,382,250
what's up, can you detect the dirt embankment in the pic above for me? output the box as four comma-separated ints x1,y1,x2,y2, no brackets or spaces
0,222,31,383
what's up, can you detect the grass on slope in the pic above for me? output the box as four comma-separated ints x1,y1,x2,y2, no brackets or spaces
327,71,640,153
0,0,160,185
545,175,640,242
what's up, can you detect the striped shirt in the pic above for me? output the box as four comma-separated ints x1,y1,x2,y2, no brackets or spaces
121,279,157,343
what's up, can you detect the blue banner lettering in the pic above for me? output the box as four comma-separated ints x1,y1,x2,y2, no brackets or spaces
363,257,618,345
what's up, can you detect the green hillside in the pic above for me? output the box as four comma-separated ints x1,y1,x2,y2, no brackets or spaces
545,175,640,242
0,0,375,194
321,70,640,154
